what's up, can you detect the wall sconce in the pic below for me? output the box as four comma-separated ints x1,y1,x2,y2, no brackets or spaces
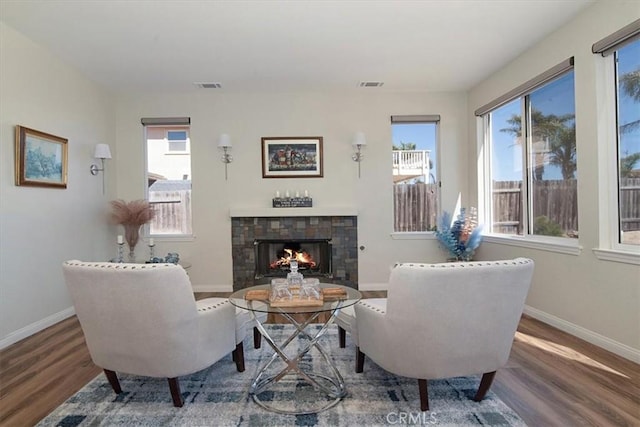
90,143,112,193
218,134,233,180
351,131,367,178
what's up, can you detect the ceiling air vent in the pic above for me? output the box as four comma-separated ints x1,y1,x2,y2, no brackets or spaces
194,82,222,89
358,81,384,88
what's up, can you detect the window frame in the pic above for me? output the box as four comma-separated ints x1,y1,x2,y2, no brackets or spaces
142,120,194,240
593,39,640,263
478,61,582,256
390,116,441,238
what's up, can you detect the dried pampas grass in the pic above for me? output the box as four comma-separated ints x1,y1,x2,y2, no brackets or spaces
110,199,155,226
110,199,155,250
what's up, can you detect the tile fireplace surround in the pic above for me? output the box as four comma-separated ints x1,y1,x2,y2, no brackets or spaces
230,210,358,291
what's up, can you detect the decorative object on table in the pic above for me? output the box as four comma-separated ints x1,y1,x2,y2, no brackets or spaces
434,207,483,261
115,235,125,263
270,278,292,301
286,260,303,287
148,238,155,261
164,252,180,264
146,253,180,264
261,136,323,178
14,125,68,188
300,278,321,299
110,199,155,262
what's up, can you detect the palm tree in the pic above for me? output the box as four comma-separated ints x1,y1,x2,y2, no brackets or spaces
620,152,640,177
549,124,577,179
619,70,640,134
392,141,417,150
620,70,640,100
500,109,576,179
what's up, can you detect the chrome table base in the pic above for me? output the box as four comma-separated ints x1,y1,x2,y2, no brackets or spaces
249,305,346,415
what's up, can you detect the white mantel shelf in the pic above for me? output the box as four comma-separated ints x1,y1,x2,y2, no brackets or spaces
229,207,358,217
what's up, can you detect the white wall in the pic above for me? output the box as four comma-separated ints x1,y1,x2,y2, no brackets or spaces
114,91,468,291
467,1,640,360
0,23,115,347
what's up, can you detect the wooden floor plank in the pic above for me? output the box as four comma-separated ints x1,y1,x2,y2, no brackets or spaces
0,291,638,426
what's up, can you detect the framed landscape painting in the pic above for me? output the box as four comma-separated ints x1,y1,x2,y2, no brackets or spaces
15,125,68,188
261,136,323,178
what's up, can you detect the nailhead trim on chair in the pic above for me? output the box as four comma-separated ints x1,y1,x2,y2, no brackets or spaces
358,300,386,314
197,300,230,312
394,258,532,269
64,260,177,269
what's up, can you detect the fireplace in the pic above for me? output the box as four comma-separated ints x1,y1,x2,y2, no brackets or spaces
230,215,358,290
254,239,332,279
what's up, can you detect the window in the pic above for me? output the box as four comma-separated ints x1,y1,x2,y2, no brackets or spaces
478,59,577,239
391,115,439,232
614,40,640,246
167,130,188,152
593,21,640,253
142,118,192,236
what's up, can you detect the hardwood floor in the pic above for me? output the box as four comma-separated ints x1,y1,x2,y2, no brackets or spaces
1,291,638,426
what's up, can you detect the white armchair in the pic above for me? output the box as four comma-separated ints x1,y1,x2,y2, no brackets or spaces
354,258,534,411
63,261,241,407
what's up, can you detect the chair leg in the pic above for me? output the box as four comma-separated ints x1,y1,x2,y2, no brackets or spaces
474,371,497,402
168,377,183,407
103,369,122,394
338,326,346,348
355,346,365,373
233,342,245,372
418,379,429,411
253,326,262,349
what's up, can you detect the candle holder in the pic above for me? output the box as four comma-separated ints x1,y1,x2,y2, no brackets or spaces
116,242,125,263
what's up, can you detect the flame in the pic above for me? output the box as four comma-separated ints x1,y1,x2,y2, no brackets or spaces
269,249,317,269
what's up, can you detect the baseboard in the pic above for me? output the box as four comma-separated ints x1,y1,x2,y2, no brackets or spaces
358,282,388,291
523,305,640,363
192,284,233,293
0,306,76,350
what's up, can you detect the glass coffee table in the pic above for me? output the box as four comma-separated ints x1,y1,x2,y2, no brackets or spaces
229,283,361,414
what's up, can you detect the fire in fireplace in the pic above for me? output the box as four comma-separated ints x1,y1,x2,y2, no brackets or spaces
255,239,332,279
269,246,317,270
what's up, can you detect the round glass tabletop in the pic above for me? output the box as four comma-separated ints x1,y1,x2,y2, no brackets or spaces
229,283,361,314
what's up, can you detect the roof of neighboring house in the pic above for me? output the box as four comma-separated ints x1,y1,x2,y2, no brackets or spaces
149,180,191,191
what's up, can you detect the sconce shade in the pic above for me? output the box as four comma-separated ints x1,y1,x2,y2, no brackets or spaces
94,144,112,159
218,133,232,148
353,132,367,147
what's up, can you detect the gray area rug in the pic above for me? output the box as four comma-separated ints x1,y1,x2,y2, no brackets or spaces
38,324,526,426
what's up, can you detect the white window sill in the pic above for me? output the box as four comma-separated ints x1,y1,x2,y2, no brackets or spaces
482,234,582,256
390,232,437,240
592,248,640,265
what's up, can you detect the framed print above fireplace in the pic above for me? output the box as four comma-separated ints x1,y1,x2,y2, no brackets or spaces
261,136,323,178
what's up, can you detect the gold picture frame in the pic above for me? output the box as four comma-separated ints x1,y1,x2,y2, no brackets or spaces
15,125,68,188
261,136,323,178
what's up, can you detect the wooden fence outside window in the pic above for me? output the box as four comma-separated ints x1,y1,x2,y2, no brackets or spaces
393,178,640,235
